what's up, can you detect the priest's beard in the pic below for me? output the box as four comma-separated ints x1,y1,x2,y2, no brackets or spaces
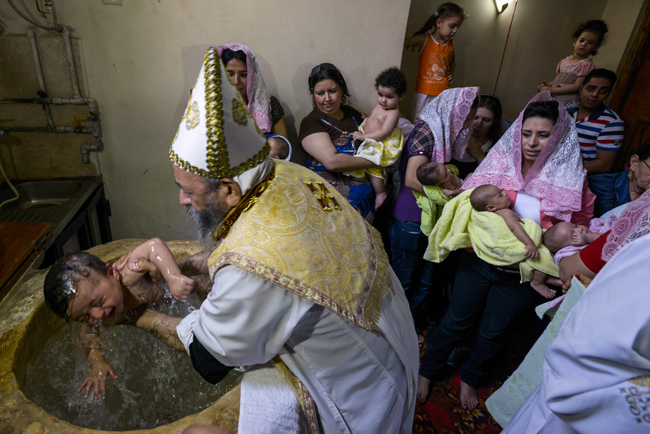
186,196,230,251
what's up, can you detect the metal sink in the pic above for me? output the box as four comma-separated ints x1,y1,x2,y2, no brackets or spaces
0,179,84,210
0,177,102,245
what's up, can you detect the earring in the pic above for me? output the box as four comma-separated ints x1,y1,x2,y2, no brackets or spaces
628,171,633,181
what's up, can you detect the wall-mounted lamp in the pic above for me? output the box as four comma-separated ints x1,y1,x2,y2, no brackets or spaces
494,0,510,13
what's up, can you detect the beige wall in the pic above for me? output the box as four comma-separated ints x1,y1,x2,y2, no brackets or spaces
401,0,643,121
0,0,410,241
0,0,645,242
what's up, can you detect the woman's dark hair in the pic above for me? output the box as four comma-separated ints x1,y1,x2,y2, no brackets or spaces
44,252,107,321
220,48,247,65
522,101,560,125
415,2,466,35
478,94,503,143
308,63,351,106
633,140,650,162
572,19,608,56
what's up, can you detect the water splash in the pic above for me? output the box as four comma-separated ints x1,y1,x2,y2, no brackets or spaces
22,292,243,430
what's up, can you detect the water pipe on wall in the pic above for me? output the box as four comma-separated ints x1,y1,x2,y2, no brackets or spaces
1,25,103,164
27,29,54,130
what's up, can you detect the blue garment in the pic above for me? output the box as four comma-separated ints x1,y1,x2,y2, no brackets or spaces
389,219,435,316
586,170,630,217
420,251,532,388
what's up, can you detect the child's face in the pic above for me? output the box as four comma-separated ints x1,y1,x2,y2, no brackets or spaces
436,15,463,43
67,265,124,324
485,186,511,211
573,31,600,58
376,85,402,111
551,222,591,247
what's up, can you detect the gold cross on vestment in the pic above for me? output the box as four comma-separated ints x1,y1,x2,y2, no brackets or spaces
304,181,341,211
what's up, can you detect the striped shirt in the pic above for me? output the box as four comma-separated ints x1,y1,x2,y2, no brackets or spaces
568,106,625,162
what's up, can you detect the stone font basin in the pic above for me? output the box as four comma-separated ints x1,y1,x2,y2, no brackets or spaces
0,239,240,433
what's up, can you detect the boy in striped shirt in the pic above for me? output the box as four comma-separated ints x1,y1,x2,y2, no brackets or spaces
567,68,624,175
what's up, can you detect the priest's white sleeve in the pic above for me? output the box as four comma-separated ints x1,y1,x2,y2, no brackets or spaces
177,265,313,366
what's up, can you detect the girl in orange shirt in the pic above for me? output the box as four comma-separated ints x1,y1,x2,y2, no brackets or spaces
404,3,466,121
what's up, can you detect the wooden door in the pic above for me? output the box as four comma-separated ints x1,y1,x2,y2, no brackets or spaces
610,3,650,171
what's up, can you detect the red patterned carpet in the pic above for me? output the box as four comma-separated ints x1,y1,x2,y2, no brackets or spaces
411,304,541,434
412,373,504,434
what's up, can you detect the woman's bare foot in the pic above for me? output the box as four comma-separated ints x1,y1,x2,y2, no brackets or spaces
417,375,431,404
460,380,479,411
530,281,556,299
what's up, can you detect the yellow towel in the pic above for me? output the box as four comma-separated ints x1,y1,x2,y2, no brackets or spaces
424,189,558,283
412,164,458,236
347,120,404,180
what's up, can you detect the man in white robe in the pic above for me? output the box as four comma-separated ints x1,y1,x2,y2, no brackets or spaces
504,233,650,433
169,48,419,434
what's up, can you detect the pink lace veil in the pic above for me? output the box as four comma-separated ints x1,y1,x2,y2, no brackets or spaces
601,189,650,262
216,43,272,133
463,91,584,222
418,87,479,163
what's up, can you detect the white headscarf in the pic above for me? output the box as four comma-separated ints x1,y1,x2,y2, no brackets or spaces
463,92,585,222
418,87,479,163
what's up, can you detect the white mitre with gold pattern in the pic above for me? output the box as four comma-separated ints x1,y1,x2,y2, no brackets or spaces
170,47,271,187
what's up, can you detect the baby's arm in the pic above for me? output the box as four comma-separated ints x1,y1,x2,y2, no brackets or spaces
353,110,400,143
78,323,118,399
496,209,539,259
133,308,185,352
130,238,194,300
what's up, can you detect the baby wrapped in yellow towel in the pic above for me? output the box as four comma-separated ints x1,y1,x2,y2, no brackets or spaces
412,162,462,236
424,185,560,299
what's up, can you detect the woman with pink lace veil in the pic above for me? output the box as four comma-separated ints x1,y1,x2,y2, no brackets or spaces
559,188,650,282
217,44,289,138
390,87,479,321
417,92,595,411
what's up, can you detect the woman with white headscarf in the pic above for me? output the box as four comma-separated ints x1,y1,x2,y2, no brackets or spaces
418,92,595,411
217,44,289,138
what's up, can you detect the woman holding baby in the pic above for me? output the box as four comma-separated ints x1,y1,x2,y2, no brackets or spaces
298,63,377,216
418,92,595,411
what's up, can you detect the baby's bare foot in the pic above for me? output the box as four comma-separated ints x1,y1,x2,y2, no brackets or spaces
531,281,556,299
375,191,388,210
417,375,431,404
460,380,479,411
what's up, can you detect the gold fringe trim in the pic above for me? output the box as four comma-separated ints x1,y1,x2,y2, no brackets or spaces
271,356,321,434
209,252,377,331
359,222,393,331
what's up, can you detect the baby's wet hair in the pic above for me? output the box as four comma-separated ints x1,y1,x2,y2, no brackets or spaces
44,252,106,321
375,67,407,96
